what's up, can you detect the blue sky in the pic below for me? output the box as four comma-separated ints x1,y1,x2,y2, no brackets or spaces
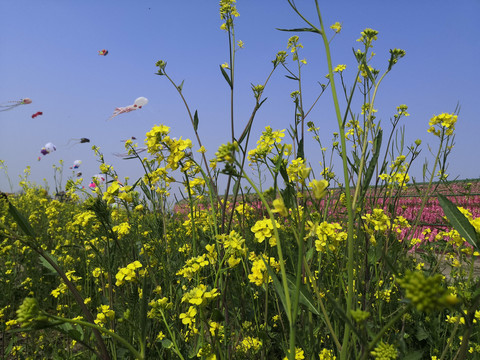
1,0,479,196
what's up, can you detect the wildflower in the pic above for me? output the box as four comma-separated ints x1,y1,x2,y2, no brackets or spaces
330,22,342,33
272,198,288,217
287,158,311,184
115,261,143,286
179,306,197,325
248,254,280,286
221,62,229,69
370,341,397,359
287,35,304,61
181,284,219,306
16,298,43,326
176,254,210,280
357,28,379,47
351,308,370,323
112,222,130,238
310,221,347,252
397,270,459,312
251,218,281,245
333,64,346,73
273,50,288,67
94,305,115,325
428,113,457,137
319,349,337,359
283,347,305,360
309,179,329,200
219,0,239,30
235,336,262,354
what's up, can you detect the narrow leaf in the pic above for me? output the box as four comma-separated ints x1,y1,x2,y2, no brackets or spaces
8,202,36,237
286,275,320,316
219,65,233,89
276,27,320,34
359,129,382,204
177,79,185,92
285,74,300,81
262,258,291,323
438,193,479,250
193,110,199,132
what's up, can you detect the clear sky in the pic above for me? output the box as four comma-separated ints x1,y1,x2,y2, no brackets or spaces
1,1,479,196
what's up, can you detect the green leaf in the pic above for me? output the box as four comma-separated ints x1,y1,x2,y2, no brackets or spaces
161,339,173,349
286,275,320,316
358,129,382,205
297,137,304,160
39,254,59,276
193,110,199,132
177,79,185,92
415,325,428,341
262,258,291,323
8,201,36,237
438,193,479,250
219,65,233,89
285,74,300,81
276,27,321,34
361,58,375,82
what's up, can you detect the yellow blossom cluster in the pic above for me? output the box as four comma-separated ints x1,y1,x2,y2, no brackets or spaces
251,217,281,246
115,261,143,286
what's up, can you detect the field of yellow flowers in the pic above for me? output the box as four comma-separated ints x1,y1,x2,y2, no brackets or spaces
2,1,480,359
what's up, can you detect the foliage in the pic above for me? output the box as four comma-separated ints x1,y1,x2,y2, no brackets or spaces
1,1,479,359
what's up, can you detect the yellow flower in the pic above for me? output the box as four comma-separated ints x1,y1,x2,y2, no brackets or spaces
272,198,288,217
330,22,342,33
309,179,329,200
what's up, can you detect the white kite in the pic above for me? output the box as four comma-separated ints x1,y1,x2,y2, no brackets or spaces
0,98,32,112
109,97,148,120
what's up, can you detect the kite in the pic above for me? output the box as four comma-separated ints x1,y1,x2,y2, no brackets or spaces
98,49,108,56
31,111,43,119
89,174,106,189
38,142,56,160
109,97,148,120
76,172,82,177
121,136,137,142
66,138,90,147
0,98,32,112
114,147,148,159
70,160,82,169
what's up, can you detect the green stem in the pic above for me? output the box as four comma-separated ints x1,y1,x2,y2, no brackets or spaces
49,315,143,360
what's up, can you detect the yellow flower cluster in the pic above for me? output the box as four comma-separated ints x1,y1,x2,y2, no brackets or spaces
428,113,457,137
251,217,281,246
362,208,391,245
219,0,239,31
146,124,192,170
287,158,311,184
176,254,210,280
94,304,115,325
248,253,280,286
283,347,305,360
379,155,410,189
115,261,143,286
235,336,262,354
248,126,287,163
103,181,134,205
217,230,247,268
309,221,347,252
181,284,219,306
